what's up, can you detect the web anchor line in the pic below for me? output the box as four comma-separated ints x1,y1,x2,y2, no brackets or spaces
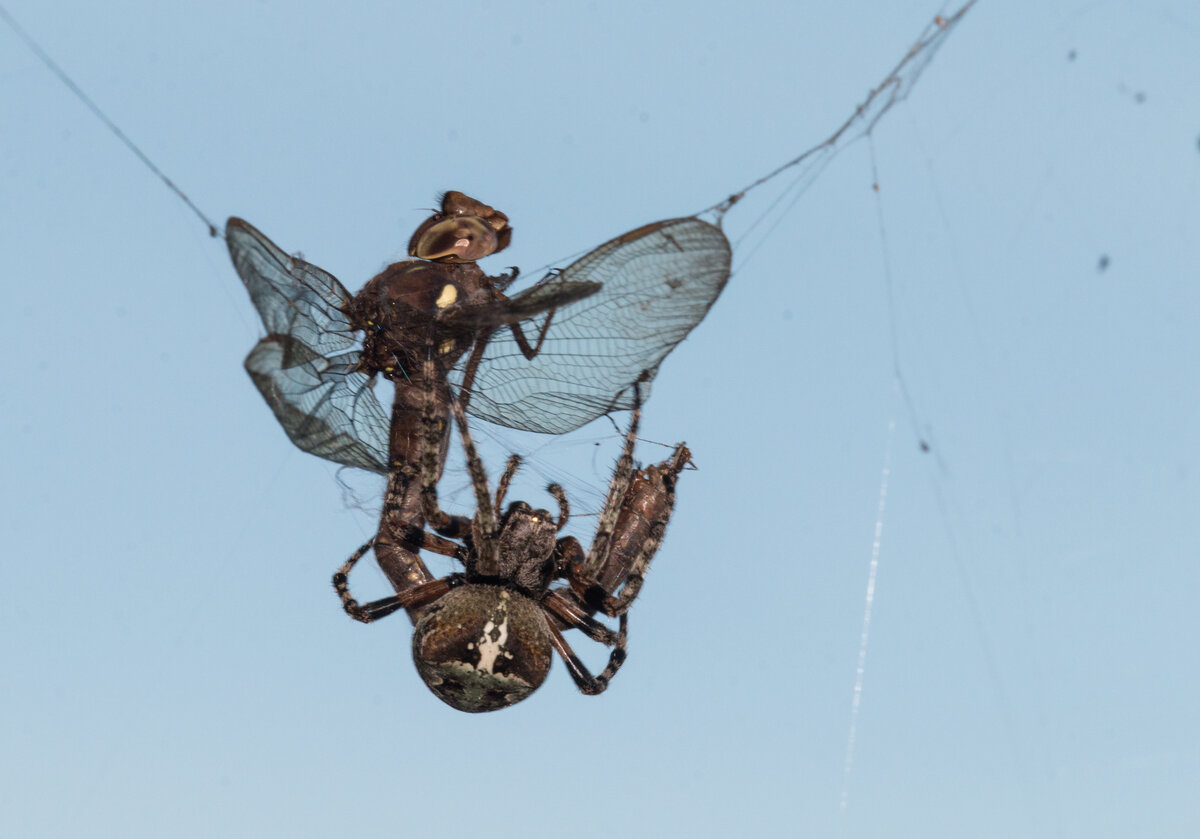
0,3,221,237
1,1,974,258
703,2,975,228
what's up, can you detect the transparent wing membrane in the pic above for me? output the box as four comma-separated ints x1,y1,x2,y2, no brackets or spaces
456,218,731,434
229,218,391,472
244,336,390,474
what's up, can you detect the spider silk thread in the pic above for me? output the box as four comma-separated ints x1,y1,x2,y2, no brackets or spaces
839,417,894,817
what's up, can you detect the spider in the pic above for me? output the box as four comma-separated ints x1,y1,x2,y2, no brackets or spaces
333,363,690,712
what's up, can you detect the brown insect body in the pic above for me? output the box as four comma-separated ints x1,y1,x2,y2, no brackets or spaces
232,190,721,707
349,245,520,595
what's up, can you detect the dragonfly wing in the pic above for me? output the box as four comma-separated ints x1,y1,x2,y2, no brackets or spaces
229,217,388,472
459,217,731,434
227,217,359,357
244,335,390,474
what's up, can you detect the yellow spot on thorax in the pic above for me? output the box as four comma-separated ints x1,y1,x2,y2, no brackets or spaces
435,284,458,309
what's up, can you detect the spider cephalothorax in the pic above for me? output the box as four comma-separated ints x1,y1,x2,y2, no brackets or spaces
333,359,689,712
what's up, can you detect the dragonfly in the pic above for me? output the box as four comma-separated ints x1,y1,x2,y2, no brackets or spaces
229,190,729,610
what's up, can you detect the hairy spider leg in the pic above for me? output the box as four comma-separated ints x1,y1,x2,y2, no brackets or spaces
407,345,472,541
417,350,499,574
494,454,522,512
592,444,690,616
333,537,460,623
546,483,570,531
547,614,628,695
575,377,645,588
542,591,621,646
489,452,569,531
552,375,690,618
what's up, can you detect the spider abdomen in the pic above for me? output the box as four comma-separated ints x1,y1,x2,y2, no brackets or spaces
412,585,553,713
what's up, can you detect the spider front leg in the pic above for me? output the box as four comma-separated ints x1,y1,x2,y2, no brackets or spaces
546,483,570,530
495,454,523,511
419,352,502,575
415,357,475,541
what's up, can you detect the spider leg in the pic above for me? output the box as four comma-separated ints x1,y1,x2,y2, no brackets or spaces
546,614,628,696
553,534,586,586
337,572,461,624
416,352,476,541
417,348,501,574
446,382,497,539
333,538,459,623
579,376,645,581
332,538,375,620
542,590,620,646
561,442,691,617
379,460,469,542
546,483,569,531
595,507,671,617
389,524,464,559
495,454,522,511
433,363,503,577
596,443,690,616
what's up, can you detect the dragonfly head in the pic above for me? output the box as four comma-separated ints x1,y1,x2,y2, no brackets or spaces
409,190,512,263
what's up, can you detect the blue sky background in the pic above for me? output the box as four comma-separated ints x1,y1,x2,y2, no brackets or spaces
2,1,1197,836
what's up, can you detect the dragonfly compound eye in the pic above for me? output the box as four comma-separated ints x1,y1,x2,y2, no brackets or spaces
409,214,509,262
